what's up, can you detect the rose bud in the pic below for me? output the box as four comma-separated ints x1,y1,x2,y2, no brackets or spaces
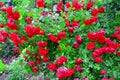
75,58,82,64
73,41,79,48
99,70,106,74
75,35,82,43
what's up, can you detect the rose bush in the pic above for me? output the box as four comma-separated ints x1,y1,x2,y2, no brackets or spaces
0,0,120,80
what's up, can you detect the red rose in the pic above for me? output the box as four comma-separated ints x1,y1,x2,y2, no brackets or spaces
34,27,41,34
73,41,79,48
91,52,101,58
56,56,67,65
39,30,45,35
47,33,58,43
38,47,48,56
36,56,40,60
24,24,34,37
71,19,80,27
108,47,115,53
101,77,108,80
40,11,47,16
37,40,47,47
56,67,74,79
94,57,102,63
9,32,21,45
56,1,63,11
99,70,106,74
26,49,30,54
117,51,120,56
74,64,83,71
86,2,92,10
31,52,35,56
91,8,99,16
74,78,79,80
68,27,74,32
23,56,27,60
72,0,82,10
0,30,8,37
47,62,57,71
0,23,5,28
83,19,91,25
6,6,13,18
66,68,74,77
27,61,34,65
12,11,20,20
24,24,38,37
82,78,88,80
6,21,18,30
90,16,98,22
109,78,115,80
56,67,67,79
43,57,49,62
13,47,20,54
35,60,40,65
25,16,32,24
75,58,82,64
87,32,97,40
65,2,70,8
57,30,66,40
32,66,38,73
36,0,45,7
86,42,95,50
0,7,6,12
0,2,4,7
99,6,105,13
21,36,27,41
75,35,82,43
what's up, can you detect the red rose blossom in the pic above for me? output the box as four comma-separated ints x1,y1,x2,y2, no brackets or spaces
86,2,92,10
36,0,44,7
75,35,82,43
37,40,47,47
94,57,102,63
101,77,108,80
117,51,120,56
43,57,49,62
6,21,18,30
32,66,38,73
47,62,57,71
56,1,63,11
74,64,83,71
99,6,105,13
99,70,106,74
73,41,79,48
56,56,67,65
82,78,88,80
75,58,82,64
86,42,95,50
38,47,48,56
56,67,74,79
57,30,66,40
109,78,115,80
72,0,82,10
12,11,20,20
65,2,70,8
91,8,99,16
68,27,74,32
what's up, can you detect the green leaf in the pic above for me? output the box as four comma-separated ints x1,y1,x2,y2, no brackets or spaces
0,60,6,72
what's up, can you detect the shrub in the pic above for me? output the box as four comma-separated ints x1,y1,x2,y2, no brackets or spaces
0,0,120,80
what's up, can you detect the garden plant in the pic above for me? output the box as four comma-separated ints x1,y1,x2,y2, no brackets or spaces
0,0,120,80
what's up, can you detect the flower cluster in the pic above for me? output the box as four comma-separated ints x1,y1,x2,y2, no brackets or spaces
0,0,118,80
0,30,8,42
87,29,120,63
24,24,44,37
